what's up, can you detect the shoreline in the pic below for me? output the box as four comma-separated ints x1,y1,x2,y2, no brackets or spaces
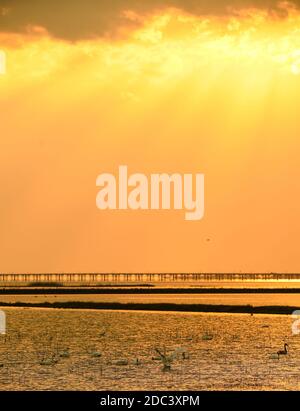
1,287,300,295
0,300,298,315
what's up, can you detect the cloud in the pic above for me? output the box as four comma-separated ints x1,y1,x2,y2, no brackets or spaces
0,0,300,41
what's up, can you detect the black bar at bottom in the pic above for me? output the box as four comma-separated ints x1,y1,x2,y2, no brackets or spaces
0,391,296,409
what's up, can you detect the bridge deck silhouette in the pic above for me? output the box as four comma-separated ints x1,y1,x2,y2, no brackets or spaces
0,273,299,285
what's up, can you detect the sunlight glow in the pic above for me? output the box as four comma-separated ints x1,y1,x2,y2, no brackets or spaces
2,6,300,85
0,50,5,74
1,4,300,272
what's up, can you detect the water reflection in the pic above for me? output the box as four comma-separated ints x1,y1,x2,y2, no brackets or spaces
0,308,298,390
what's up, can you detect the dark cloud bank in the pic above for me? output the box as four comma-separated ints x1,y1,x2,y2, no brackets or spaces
0,0,299,40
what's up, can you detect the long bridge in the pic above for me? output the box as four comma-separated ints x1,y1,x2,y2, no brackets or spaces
0,273,299,285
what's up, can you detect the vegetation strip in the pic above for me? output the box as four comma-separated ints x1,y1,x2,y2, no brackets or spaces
0,301,297,315
1,287,300,295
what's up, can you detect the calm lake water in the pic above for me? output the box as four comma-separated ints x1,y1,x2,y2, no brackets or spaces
0,307,299,390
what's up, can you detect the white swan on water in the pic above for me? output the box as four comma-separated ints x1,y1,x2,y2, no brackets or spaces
91,351,102,358
59,349,70,358
154,347,189,371
154,348,172,371
39,353,58,366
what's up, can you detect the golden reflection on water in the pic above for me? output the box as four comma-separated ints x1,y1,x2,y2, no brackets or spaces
0,308,299,390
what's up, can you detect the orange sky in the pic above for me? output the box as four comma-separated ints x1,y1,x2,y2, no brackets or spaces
1,2,300,273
